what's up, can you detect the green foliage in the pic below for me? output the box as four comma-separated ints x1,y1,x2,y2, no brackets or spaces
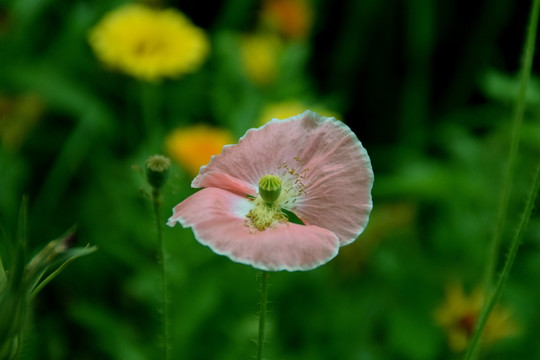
0,201,96,360
1,0,540,359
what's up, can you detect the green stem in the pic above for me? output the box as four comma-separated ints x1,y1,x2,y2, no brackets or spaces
257,271,269,360
483,0,540,292
152,188,169,360
466,2,540,358
464,164,540,360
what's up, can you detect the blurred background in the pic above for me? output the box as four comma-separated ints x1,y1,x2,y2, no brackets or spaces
1,0,540,359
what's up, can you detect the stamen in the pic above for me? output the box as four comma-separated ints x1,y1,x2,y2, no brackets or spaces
245,161,309,231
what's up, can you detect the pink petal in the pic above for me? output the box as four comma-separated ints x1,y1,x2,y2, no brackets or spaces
193,111,373,246
292,115,373,246
191,171,257,197
167,187,340,271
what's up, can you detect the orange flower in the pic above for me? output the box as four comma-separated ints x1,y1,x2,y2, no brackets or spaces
165,125,234,177
261,0,313,40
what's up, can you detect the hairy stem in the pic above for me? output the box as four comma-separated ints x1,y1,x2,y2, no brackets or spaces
465,1,540,358
152,188,169,360
483,0,540,292
465,165,540,360
257,271,269,360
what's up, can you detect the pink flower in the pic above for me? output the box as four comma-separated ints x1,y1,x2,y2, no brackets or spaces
167,111,373,271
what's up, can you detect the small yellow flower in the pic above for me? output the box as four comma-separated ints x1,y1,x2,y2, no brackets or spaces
434,283,519,352
258,101,340,126
240,33,282,86
88,4,209,81
261,0,313,40
165,125,234,177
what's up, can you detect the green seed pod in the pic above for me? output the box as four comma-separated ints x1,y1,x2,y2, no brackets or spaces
258,175,282,204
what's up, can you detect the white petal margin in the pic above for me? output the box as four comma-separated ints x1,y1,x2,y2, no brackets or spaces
167,187,340,271
192,110,374,247
292,111,373,246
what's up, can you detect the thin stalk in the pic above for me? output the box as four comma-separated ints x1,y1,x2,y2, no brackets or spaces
464,165,540,360
483,0,540,292
257,271,269,360
152,188,169,360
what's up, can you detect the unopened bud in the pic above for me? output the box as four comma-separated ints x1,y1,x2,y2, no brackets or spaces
146,155,170,189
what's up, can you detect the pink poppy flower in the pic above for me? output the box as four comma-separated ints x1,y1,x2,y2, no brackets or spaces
167,111,373,271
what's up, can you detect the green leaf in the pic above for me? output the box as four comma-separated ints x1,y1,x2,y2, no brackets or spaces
30,244,97,299
282,209,305,225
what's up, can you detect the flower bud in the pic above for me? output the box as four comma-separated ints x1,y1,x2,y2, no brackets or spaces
146,155,170,189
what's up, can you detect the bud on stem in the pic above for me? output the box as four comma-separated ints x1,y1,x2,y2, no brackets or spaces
146,155,171,189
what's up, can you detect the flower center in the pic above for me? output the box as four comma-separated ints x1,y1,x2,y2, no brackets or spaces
245,159,308,231
258,174,282,204
245,197,287,231
245,174,286,231
458,312,477,337
134,38,165,57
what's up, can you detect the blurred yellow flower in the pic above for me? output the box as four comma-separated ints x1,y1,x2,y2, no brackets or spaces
258,101,340,126
165,125,234,177
261,0,313,40
89,4,209,82
240,33,282,86
434,283,519,352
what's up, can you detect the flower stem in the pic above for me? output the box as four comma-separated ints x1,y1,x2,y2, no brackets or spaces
483,0,540,292
466,2,540,358
152,188,169,360
464,164,540,360
257,271,269,360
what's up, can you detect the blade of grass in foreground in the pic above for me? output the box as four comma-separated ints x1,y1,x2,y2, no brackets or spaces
464,165,540,360
483,0,540,292
466,0,540,358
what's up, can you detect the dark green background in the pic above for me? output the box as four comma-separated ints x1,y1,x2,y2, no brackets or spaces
1,0,539,359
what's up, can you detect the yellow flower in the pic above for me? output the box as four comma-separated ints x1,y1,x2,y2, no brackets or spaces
258,101,340,126
240,33,282,86
261,0,313,40
434,283,519,352
89,4,209,82
165,125,234,177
